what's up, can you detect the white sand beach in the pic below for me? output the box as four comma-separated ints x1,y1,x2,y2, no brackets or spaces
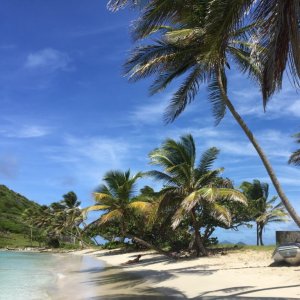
70,248,300,299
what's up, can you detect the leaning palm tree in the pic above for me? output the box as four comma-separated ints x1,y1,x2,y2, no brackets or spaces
288,133,300,166
118,0,300,226
240,180,288,245
83,169,174,257
148,134,247,256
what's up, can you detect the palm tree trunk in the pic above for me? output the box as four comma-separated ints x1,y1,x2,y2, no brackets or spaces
259,225,264,246
217,68,300,227
256,223,259,246
127,234,176,260
191,209,208,256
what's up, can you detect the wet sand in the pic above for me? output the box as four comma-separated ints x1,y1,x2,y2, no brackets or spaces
50,252,167,300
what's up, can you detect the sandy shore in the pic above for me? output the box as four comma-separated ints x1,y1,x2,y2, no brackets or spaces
71,248,300,299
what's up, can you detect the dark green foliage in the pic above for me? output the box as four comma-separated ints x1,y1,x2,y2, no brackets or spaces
288,133,300,166
0,185,39,234
46,238,60,248
102,241,125,249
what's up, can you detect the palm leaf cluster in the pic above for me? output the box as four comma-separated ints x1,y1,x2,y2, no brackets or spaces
106,0,300,227
83,170,153,238
110,0,300,106
125,1,262,125
289,133,300,166
148,134,247,255
23,192,84,246
240,180,288,245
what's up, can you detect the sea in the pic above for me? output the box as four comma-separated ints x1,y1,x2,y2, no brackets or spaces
0,251,59,300
0,251,169,300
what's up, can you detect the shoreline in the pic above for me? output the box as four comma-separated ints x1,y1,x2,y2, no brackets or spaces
71,248,300,299
2,247,300,299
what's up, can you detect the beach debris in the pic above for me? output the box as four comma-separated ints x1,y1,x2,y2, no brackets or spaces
122,254,142,265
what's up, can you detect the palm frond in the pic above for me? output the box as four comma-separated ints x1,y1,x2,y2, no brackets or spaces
255,0,300,105
107,0,146,12
145,170,175,185
207,70,227,125
81,205,110,219
194,168,224,188
198,147,220,173
99,209,123,224
164,65,207,123
132,0,195,40
289,150,300,166
182,188,247,213
171,206,186,229
209,203,232,226
128,201,153,214
93,192,113,203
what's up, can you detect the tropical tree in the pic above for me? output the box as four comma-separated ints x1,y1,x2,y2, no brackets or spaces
240,180,288,245
106,0,300,227
288,133,300,166
23,192,87,248
83,170,174,257
148,134,247,256
61,191,81,209
107,0,300,98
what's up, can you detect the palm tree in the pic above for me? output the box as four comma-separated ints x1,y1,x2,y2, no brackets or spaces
115,0,300,227
61,191,81,209
288,133,300,166
148,134,247,256
240,180,288,245
84,170,174,257
107,0,300,100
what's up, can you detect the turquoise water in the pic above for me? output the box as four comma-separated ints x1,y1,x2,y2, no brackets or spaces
0,251,57,300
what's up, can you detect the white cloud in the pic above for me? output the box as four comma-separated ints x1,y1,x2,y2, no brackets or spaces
129,98,168,125
0,125,51,138
71,24,124,37
45,135,134,185
232,82,300,119
24,48,71,71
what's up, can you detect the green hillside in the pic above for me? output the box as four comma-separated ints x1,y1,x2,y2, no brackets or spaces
0,185,39,234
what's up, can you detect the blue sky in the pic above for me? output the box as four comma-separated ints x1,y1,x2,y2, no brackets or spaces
1,0,300,244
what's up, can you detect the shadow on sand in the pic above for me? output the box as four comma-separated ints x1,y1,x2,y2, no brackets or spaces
77,254,299,300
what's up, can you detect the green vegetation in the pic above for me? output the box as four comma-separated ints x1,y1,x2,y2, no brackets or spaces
240,180,288,246
6,135,288,254
83,134,287,257
0,233,40,248
0,185,39,234
106,0,300,227
23,191,92,248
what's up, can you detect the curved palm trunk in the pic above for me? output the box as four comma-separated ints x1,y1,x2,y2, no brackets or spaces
191,209,208,257
217,69,300,227
127,234,176,260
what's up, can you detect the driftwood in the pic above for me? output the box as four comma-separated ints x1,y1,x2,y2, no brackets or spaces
121,254,142,265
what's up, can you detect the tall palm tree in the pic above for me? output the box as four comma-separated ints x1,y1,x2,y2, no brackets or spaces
83,170,174,257
240,180,288,245
148,134,247,256
288,133,300,166
115,0,300,226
